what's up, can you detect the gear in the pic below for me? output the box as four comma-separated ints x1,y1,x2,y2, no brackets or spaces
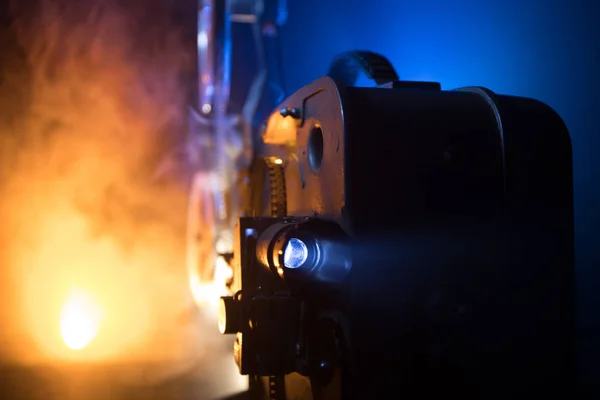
246,156,287,218
244,155,288,400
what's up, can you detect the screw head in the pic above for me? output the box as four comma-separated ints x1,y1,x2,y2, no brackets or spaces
280,107,302,119
289,107,301,119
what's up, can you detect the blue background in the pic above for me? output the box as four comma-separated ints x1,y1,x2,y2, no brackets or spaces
279,0,599,392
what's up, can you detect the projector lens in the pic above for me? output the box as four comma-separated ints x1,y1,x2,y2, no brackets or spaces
283,238,308,269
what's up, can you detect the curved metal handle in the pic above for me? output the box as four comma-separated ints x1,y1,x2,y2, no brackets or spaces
327,51,399,86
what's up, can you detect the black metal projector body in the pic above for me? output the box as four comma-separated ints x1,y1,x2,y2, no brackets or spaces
221,75,574,400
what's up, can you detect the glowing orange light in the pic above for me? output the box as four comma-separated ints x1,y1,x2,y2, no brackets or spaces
262,112,298,145
60,287,103,350
4,4,247,386
189,255,232,308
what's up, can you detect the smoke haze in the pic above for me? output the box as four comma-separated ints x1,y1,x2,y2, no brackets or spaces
0,0,217,382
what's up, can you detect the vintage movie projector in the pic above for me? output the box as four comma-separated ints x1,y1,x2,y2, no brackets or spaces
213,51,574,400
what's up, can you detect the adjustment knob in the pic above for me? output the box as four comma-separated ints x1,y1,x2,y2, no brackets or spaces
218,296,240,334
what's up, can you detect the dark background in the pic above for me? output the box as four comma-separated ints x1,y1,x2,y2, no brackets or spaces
278,0,599,393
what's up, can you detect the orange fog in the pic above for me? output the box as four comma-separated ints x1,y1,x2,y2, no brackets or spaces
0,0,206,373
